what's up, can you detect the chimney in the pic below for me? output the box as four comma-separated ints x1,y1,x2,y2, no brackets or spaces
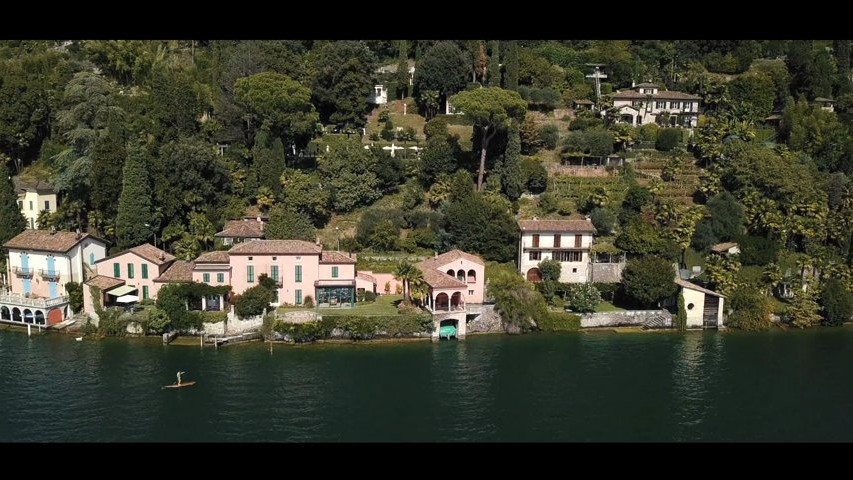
632,80,635,88
75,228,81,240
315,237,320,245
160,251,165,261
434,251,438,258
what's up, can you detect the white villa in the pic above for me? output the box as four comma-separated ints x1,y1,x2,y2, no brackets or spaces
13,177,57,230
517,218,597,283
610,83,700,127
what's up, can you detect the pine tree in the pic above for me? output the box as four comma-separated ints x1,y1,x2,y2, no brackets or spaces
396,40,409,99
115,144,153,250
90,126,127,222
504,41,519,91
501,126,524,200
251,128,285,198
0,161,26,252
488,41,501,87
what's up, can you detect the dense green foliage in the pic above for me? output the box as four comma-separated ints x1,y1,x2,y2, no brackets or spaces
821,278,853,326
265,205,316,241
0,161,26,250
622,256,677,307
675,293,687,331
727,287,773,331
65,281,83,314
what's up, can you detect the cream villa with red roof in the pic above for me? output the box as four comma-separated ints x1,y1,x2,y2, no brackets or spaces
518,217,597,283
2,229,107,326
610,82,700,127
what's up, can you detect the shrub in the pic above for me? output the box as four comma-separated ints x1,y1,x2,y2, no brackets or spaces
380,118,396,141
622,256,678,307
589,207,616,236
235,284,275,319
144,307,171,334
520,157,548,193
398,126,417,142
565,283,601,313
364,291,377,302
65,281,83,314
593,283,619,301
655,128,681,151
303,296,314,308
539,192,559,213
737,235,779,265
727,287,772,330
821,278,853,326
538,123,560,149
638,123,659,142
538,259,562,282
97,308,128,337
538,312,581,332
201,311,227,323
378,111,390,122
675,293,687,331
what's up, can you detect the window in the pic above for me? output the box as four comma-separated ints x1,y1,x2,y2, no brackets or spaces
529,251,541,261
295,265,302,283
632,100,643,107
295,289,302,305
656,101,666,109
17,201,22,209
670,101,680,110
644,88,654,94
217,273,224,283
683,102,692,112
44,201,50,211
532,234,539,248
203,273,210,283
113,262,120,278
141,264,148,279
127,263,134,279
332,266,338,278
248,256,253,261
271,265,279,283
553,234,561,248
272,257,277,261
89,253,95,266
575,235,582,248
688,303,695,310
29,201,33,211
468,290,474,295
555,251,582,262
247,265,254,283
142,286,149,301
30,218,34,229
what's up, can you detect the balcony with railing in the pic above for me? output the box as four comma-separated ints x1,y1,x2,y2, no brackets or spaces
39,269,60,281
0,293,69,308
13,267,33,278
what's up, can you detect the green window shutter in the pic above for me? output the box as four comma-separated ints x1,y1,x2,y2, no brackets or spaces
332,266,338,278
203,273,210,283
271,265,279,282
247,265,254,283
296,289,302,305
127,263,134,279
295,265,302,283
141,264,148,279
217,273,224,283
113,263,120,278
142,286,149,300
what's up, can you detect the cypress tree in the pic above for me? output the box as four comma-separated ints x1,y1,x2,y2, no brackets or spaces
488,41,501,87
90,127,127,221
504,41,519,91
501,126,524,200
396,40,409,99
251,128,285,198
115,144,153,250
0,161,26,249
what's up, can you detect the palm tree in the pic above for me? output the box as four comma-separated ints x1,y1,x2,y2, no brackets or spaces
393,259,421,305
408,269,426,306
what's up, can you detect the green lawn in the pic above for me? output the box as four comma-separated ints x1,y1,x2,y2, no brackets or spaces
278,295,405,316
595,301,625,312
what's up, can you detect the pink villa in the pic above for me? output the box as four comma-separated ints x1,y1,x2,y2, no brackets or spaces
417,250,485,313
84,243,177,313
3,230,107,326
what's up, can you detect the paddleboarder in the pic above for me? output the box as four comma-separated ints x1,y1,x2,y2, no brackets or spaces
176,371,186,386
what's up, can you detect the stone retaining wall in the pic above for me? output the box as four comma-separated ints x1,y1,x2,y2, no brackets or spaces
580,310,672,328
466,304,503,334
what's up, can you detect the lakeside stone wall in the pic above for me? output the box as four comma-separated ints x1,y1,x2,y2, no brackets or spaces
580,310,672,328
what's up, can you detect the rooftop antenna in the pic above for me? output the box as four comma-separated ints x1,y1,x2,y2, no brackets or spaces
586,64,608,103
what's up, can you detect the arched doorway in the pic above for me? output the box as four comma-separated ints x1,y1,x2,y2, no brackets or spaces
435,293,449,311
450,292,463,310
23,309,33,324
1,306,9,321
526,268,542,283
456,269,465,282
48,308,63,325
35,311,45,325
467,270,476,283
12,308,21,322
439,319,457,339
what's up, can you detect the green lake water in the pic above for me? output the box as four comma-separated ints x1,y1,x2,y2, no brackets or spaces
2,328,852,442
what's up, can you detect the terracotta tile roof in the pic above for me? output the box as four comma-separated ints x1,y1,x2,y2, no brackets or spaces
320,250,357,264
96,243,175,266
153,260,195,283
710,242,739,253
214,219,265,238
612,90,700,100
418,267,468,289
418,249,485,270
3,230,102,253
634,82,659,88
83,275,125,290
356,272,376,284
517,219,597,233
229,240,322,255
675,277,725,298
573,99,594,105
195,251,231,264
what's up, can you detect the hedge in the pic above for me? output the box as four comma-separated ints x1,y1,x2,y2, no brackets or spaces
273,313,434,342
537,312,581,332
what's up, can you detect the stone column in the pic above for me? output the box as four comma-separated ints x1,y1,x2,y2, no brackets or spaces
458,313,466,340
219,294,224,311
201,296,207,311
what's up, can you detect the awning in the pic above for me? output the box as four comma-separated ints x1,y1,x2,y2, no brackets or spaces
115,295,139,304
107,285,137,297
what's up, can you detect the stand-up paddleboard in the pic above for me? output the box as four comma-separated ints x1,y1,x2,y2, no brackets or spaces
163,381,196,389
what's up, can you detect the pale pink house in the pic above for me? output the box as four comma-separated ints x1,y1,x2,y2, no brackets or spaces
192,251,231,286
226,240,357,307
362,272,402,295
214,219,265,246
417,250,485,312
93,244,176,302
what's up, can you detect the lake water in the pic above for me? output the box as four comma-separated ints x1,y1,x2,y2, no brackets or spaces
2,328,852,442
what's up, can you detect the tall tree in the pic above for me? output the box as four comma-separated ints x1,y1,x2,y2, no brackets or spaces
311,41,377,128
834,40,852,95
115,144,153,250
449,87,527,191
488,41,501,87
89,125,127,225
317,140,381,212
413,41,469,114
265,205,316,241
249,128,285,197
395,40,409,99
504,41,519,91
0,160,26,257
